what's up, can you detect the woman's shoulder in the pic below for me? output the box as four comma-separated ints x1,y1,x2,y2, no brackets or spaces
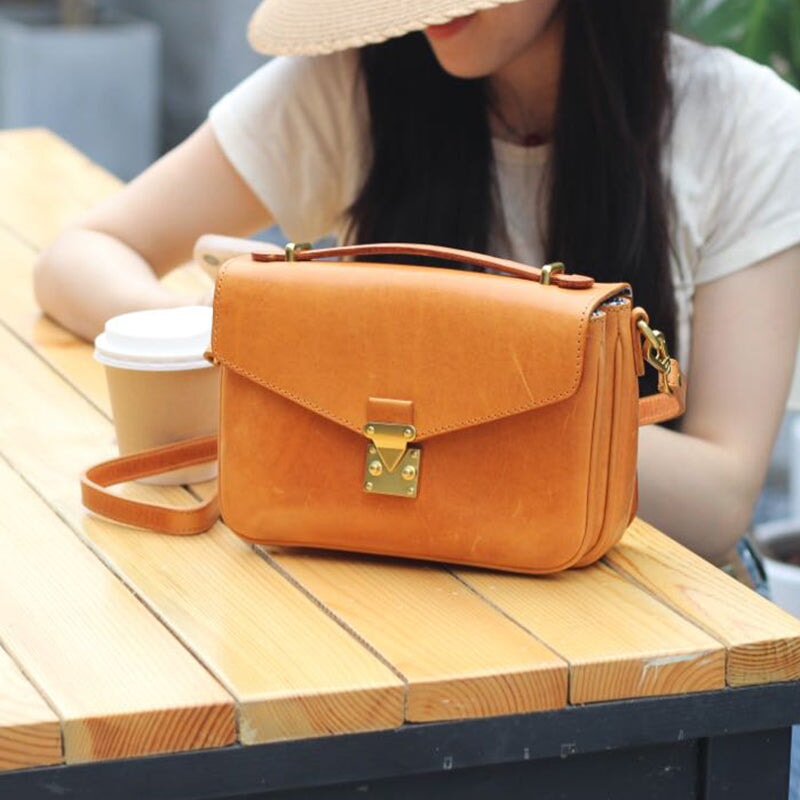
270,49,361,89
208,48,366,180
208,49,366,243
212,49,361,114
669,34,800,134
668,33,800,181
667,35,800,286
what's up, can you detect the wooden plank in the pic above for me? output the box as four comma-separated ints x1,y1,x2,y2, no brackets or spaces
0,645,62,772
0,180,404,742
268,551,568,722
0,323,404,745
456,562,725,705
0,457,235,764
606,519,800,685
0,128,119,247
0,203,231,760
82,522,406,743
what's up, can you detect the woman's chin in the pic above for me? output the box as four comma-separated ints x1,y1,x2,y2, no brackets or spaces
425,47,490,79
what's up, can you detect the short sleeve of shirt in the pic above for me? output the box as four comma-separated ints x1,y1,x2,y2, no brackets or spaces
208,51,367,243
671,41,800,286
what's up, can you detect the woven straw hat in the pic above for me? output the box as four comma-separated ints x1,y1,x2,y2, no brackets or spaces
248,0,525,56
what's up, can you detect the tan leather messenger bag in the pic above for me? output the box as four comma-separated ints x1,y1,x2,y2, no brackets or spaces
81,243,685,574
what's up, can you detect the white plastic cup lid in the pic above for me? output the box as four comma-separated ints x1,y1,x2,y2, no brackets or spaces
94,306,214,371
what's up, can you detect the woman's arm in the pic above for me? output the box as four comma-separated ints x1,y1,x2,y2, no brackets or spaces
637,244,800,564
33,121,273,341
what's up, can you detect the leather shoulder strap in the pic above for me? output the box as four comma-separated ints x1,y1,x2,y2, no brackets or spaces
80,370,684,537
81,436,219,535
638,358,686,426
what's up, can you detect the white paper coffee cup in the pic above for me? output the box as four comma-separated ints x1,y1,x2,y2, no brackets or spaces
95,306,219,485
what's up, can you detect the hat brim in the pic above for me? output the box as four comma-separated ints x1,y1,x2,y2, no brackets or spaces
248,0,524,56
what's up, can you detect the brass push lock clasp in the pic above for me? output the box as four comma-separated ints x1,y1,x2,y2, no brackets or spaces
363,423,421,498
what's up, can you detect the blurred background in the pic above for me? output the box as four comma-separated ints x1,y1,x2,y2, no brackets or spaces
0,0,265,179
0,0,798,525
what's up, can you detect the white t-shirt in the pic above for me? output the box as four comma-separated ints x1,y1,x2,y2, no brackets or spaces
209,35,800,366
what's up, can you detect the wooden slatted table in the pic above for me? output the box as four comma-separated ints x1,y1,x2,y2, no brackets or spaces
1,128,799,800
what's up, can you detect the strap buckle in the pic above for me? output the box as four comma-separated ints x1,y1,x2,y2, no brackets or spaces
284,242,312,262
636,319,674,390
540,262,565,286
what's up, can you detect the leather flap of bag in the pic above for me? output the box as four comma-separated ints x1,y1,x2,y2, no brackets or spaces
211,258,626,440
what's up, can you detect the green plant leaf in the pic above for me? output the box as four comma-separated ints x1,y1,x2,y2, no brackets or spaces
673,0,799,86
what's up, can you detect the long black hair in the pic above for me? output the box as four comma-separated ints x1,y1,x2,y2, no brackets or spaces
348,0,677,355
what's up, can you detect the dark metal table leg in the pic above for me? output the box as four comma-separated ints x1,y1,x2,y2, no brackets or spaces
700,728,792,799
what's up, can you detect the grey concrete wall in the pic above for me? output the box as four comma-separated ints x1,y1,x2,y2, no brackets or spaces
0,3,160,179
109,0,266,152
1,0,266,174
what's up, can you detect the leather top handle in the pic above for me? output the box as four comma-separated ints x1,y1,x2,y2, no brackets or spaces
252,242,597,290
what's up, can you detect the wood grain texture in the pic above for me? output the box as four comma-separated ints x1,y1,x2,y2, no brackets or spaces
457,562,725,704
0,645,62,772
0,128,120,247
0,146,404,748
83,522,405,743
607,520,800,685
268,551,568,722
0,458,235,764
0,320,403,744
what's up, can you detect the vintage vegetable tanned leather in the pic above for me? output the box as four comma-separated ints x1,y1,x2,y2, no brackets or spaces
81,243,685,574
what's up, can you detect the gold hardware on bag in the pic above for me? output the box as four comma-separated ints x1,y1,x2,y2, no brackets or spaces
284,242,312,262
636,319,674,388
363,423,421,498
540,262,565,286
